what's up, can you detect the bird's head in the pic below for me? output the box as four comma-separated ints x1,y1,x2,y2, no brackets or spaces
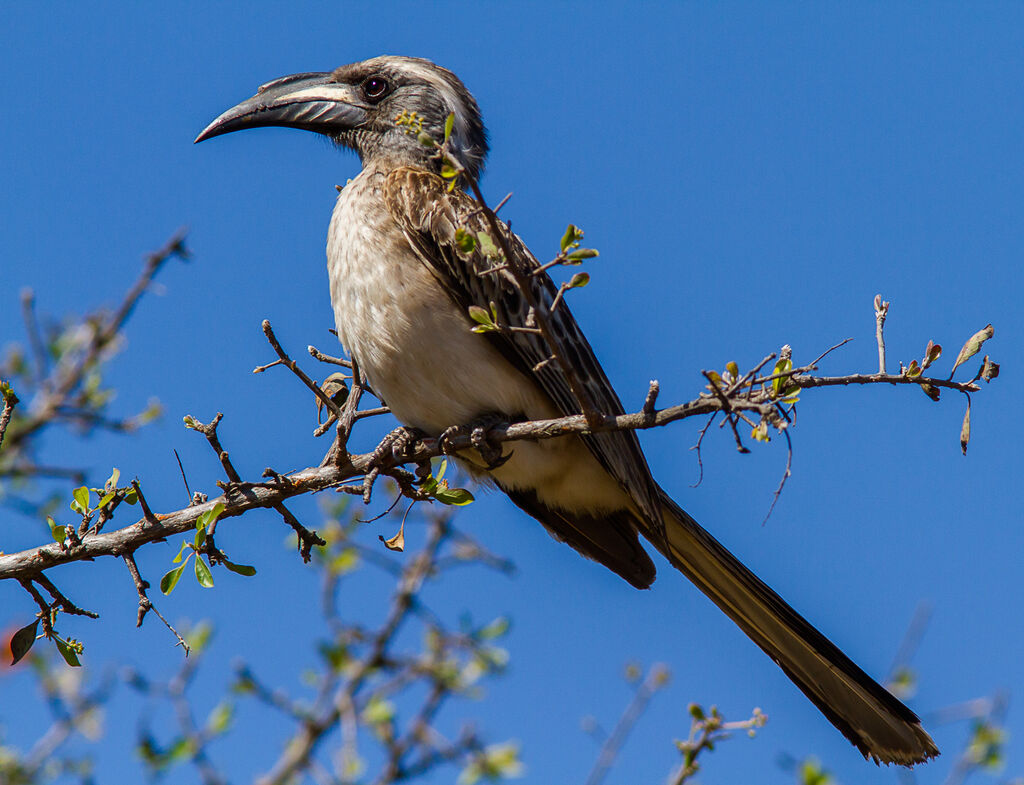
195,56,487,180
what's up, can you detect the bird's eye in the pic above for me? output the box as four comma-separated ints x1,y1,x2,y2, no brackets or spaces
362,76,391,102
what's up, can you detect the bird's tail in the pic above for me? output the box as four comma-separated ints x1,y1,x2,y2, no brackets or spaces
648,490,939,766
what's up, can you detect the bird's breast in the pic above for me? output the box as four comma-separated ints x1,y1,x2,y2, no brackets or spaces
326,172,555,433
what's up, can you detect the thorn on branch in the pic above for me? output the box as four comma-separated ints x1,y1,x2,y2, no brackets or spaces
173,448,192,502
131,479,159,526
189,412,242,485
34,573,99,619
122,552,189,654
274,503,325,563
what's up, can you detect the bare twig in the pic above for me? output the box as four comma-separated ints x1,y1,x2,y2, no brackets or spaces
261,320,341,419
122,551,189,652
875,294,890,374
34,573,99,619
307,344,353,368
641,380,660,418
20,288,48,382
584,664,670,785
3,229,188,452
667,706,767,785
689,412,717,488
763,422,793,525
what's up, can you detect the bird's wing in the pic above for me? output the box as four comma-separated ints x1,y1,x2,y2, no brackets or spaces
382,167,663,531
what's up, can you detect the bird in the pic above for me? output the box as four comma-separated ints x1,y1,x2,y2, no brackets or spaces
196,55,939,765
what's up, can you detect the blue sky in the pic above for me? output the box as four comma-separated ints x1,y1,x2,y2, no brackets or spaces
2,3,1022,783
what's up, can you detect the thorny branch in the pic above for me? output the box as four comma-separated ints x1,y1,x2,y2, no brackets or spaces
0,299,997,588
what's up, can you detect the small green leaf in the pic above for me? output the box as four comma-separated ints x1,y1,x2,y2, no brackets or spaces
566,248,598,261
10,619,39,665
53,636,82,667
444,112,455,142
46,515,66,544
71,486,90,514
173,540,190,564
478,616,510,640
475,231,500,258
468,305,498,333
194,556,215,588
223,559,257,577
468,306,493,325
362,696,396,725
194,524,207,549
455,228,477,254
160,564,186,594
433,487,475,506
124,487,139,505
417,131,436,147
166,737,195,763
196,502,226,532
440,163,458,179
97,491,116,509
183,415,199,430
569,272,590,288
771,359,792,395
420,476,438,495
106,467,121,489
560,224,582,252
206,702,234,735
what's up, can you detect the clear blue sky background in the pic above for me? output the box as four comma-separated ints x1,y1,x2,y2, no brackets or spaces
2,4,1021,784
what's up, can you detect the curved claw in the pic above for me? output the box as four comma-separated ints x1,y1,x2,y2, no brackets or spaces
471,425,513,469
437,424,467,455
370,426,426,466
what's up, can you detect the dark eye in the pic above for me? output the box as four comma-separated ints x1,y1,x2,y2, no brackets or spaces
362,76,391,102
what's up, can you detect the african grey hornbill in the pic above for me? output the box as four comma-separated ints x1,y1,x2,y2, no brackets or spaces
196,55,938,765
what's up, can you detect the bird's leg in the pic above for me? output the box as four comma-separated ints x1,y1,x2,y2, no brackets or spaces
438,414,512,470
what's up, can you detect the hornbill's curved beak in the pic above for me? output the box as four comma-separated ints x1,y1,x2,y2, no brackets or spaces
194,72,367,143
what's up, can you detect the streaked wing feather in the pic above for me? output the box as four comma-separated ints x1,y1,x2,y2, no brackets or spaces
382,168,663,528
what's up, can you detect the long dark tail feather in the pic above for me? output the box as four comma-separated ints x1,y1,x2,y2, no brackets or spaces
650,489,938,765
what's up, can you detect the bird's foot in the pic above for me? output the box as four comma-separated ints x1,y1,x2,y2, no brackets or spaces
372,426,428,466
438,415,512,470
